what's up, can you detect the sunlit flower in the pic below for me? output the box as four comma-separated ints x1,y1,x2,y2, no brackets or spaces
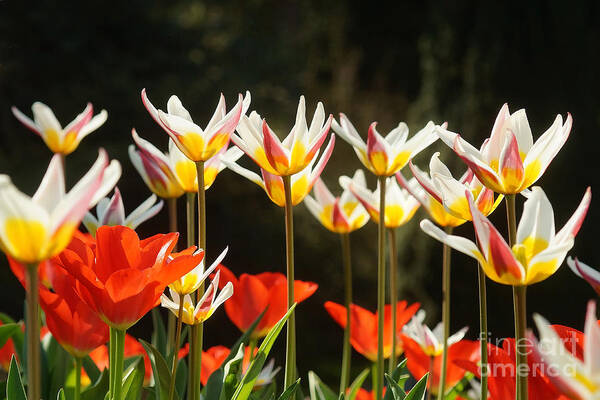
332,113,438,176
568,257,600,297
215,265,318,338
82,188,163,236
325,300,420,361
305,171,369,234
339,172,419,228
169,247,227,295
531,301,600,400
407,152,503,221
436,104,572,194
420,186,591,285
142,89,250,162
12,102,107,155
0,150,109,264
401,310,478,394
161,270,233,325
231,96,334,177
56,226,200,330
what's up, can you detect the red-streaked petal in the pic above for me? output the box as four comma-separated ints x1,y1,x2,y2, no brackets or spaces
262,120,289,173
498,131,525,193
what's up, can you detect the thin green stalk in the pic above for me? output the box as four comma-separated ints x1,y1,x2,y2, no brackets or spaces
74,357,82,400
339,232,352,394
375,176,387,400
478,264,488,400
282,175,296,389
437,226,453,399
387,228,397,374
167,198,178,356
113,329,126,400
185,192,196,398
506,194,527,400
109,327,116,396
168,296,185,400
25,264,41,400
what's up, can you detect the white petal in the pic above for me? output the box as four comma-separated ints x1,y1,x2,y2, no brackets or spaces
516,186,555,245
32,154,65,213
89,160,121,208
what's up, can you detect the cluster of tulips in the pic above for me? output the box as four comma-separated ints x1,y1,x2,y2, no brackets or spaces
0,89,597,400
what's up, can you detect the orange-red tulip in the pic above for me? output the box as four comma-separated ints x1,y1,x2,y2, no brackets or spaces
55,225,202,330
216,265,318,338
324,301,420,362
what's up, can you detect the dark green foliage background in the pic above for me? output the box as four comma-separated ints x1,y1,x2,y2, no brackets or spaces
0,0,599,387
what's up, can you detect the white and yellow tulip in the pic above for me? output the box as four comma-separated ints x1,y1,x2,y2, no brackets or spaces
169,246,228,296
402,310,468,357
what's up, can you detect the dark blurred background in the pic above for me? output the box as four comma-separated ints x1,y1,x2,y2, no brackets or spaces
1,0,599,388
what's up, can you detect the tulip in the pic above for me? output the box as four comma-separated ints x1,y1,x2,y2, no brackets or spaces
82,188,163,236
216,265,318,339
332,114,438,177
567,257,600,296
420,186,591,286
169,247,227,296
142,90,250,163
0,321,17,371
436,104,572,195
325,300,420,362
12,102,107,155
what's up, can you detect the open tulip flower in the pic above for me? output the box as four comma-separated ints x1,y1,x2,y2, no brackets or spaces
325,300,420,361
55,225,201,330
82,187,163,236
332,113,438,177
304,170,369,233
215,265,318,338
0,150,110,265
339,172,420,228
230,96,334,177
568,257,600,297
420,186,591,285
408,152,503,221
401,311,478,394
142,89,250,162
12,102,108,155
436,104,572,194
169,246,227,295
161,270,233,325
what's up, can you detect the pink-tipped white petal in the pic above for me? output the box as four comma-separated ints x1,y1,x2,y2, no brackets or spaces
32,154,66,213
32,102,62,133
78,110,108,140
516,186,555,246
11,106,41,135
308,134,336,187
409,161,442,203
89,160,121,208
568,257,600,294
420,219,483,263
554,187,592,244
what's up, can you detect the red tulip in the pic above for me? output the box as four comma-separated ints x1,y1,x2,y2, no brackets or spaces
200,345,230,385
216,265,318,338
325,301,420,361
0,321,17,371
55,225,202,329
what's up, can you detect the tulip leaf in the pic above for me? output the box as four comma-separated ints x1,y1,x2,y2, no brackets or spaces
277,378,301,400
81,369,109,400
174,358,187,400
122,355,145,400
82,355,102,385
223,307,267,366
219,345,245,400
384,374,405,400
151,309,168,359
140,340,175,400
443,372,474,400
0,314,24,369
0,323,19,349
383,359,410,400
403,373,428,400
57,388,66,400
345,368,370,400
43,335,72,400
308,371,337,400
6,355,26,400
231,303,297,400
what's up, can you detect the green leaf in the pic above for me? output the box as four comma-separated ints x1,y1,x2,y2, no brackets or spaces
345,368,370,400
140,340,173,400
82,355,102,385
404,373,428,400
204,368,224,400
57,388,67,400
222,308,266,367
122,356,145,400
6,356,25,400
43,336,73,400
0,323,19,349
81,369,110,400
384,374,405,400
383,359,410,400
231,304,296,400
443,372,474,400
151,309,168,359
219,346,245,400
308,371,337,400
174,358,187,400
277,378,300,400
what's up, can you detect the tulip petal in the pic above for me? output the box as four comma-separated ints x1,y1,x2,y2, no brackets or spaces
554,187,591,245
420,219,483,263
11,106,42,135
568,257,600,295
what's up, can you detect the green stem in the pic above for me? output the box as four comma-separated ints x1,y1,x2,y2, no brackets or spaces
248,338,257,362
25,264,40,400
339,232,352,394
167,198,178,356
74,357,82,400
185,192,196,398
375,176,387,400
506,194,528,400
168,296,185,400
478,263,489,400
437,226,453,399
112,329,126,400
282,175,296,389
388,228,397,374
109,327,115,396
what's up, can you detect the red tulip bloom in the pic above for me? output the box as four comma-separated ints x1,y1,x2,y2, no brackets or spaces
216,265,318,338
55,225,202,329
0,321,17,371
324,300,420,361
200,345,230,385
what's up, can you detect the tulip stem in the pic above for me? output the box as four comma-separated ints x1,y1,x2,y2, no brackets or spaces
25,263,41,400
113,329,126,400
167,198,178,356
478,263,489,400
388,228,397,374
506,194,528,400
109,327,116,396
339,232,352,394
185,192,196,399
74,357,82,400
168,296,185,400
438,226,453,399
375,176,387,400
282,175,296,389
